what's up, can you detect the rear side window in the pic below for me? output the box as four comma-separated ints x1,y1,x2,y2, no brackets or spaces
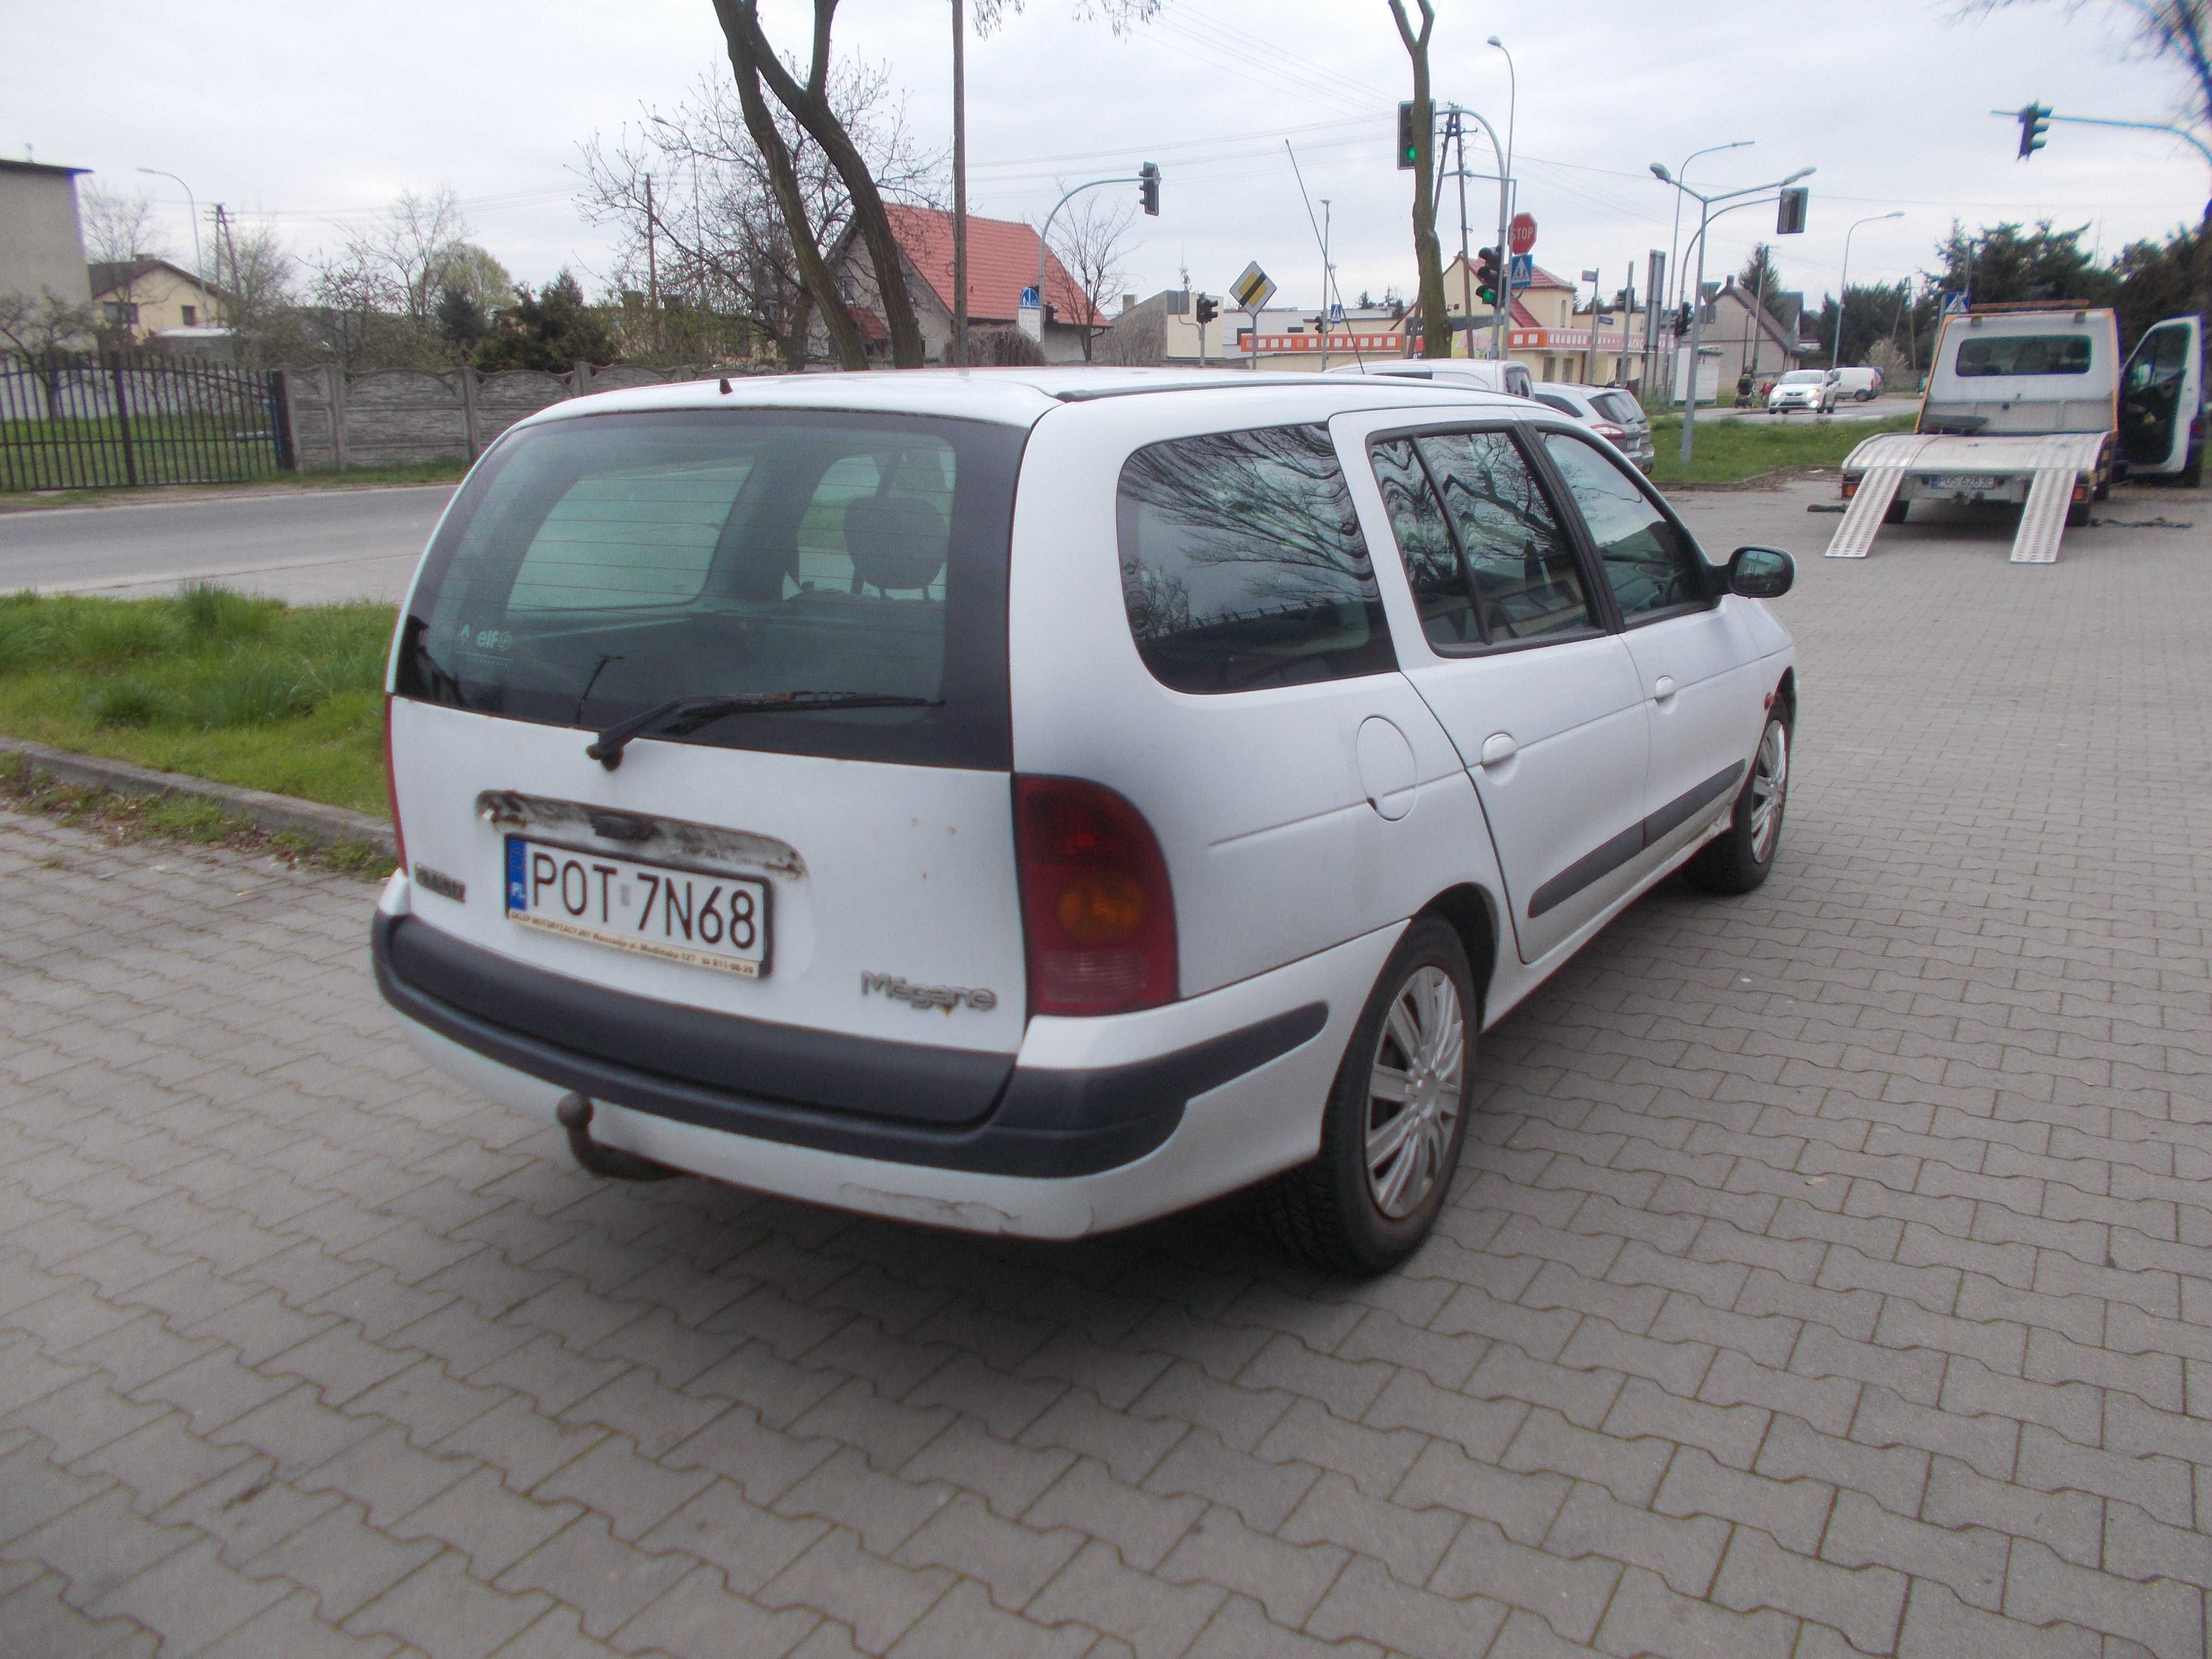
1956,334,2092,376
394,409,1022,770
1117,423,1394,694
1531,393,1580,417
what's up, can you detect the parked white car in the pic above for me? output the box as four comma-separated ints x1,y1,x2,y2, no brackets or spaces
1528,382,1655,472
375,369,1799,1271
1327,358,1536,399
1767,369,1839,414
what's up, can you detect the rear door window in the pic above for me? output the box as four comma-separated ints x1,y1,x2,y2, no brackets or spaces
1541,433,1709,621
395,409,1022,769
1369,430,1599,649
1116,423,1394,693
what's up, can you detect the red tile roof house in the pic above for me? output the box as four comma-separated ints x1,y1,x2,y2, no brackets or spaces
824,204,1102,364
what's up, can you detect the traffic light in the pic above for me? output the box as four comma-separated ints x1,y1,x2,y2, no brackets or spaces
2018,102,2051,158
1138,162,1160,216
1675,301,1692,335
1194,295,1219,325
1777,186,1808,235
1397,102,1419,170
1474,247,1501,306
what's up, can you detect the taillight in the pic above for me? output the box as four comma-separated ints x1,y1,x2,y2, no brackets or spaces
1592,423,1626,441
1014,776,1176,1016
384,694,408,873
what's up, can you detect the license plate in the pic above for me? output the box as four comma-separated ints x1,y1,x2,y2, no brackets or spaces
504,838,768,976
1931,473,2001,491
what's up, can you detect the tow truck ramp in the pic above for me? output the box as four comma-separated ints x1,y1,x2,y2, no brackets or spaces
1824,431,2106,565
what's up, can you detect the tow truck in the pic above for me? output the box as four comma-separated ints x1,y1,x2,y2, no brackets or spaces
1828,304,2203,564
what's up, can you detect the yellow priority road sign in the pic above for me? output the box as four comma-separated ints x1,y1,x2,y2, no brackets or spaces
1231,262,1276,313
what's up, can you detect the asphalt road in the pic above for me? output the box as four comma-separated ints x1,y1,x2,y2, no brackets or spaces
0,485,455,605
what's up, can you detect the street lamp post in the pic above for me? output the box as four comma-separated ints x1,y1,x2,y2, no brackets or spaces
1659,140,1751,405
1486,36,1515,366
1651,162,1815,465
137,166,204,316
1833,211,1904,368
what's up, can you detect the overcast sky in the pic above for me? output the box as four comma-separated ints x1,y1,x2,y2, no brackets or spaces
11,0,2208,319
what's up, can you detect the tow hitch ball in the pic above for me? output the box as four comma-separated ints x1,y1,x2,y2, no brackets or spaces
555,1093,680,1182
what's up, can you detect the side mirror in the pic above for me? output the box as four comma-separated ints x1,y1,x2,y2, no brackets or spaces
1728,546,1795,599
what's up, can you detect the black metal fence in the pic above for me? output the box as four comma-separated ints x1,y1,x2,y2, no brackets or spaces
0,352,292,491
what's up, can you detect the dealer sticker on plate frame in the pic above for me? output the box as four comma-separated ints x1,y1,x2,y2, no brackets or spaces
504,837,769,976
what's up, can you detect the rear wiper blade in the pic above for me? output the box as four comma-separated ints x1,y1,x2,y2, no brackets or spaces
586,691,942,769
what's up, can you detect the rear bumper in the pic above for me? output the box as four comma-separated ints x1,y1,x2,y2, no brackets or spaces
374,910,1323,1184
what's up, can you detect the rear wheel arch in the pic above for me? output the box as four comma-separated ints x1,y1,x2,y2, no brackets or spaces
1419,884,1499,1025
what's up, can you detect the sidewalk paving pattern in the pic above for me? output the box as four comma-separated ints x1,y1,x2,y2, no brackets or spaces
0,498,2209,1657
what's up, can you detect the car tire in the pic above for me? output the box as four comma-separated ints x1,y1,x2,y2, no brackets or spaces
1884,498,1910,525
1263,917,1474,1275
2066,501,2092,529
2182,446,2204,489
1689,709,1790,897
1855,389,1875,402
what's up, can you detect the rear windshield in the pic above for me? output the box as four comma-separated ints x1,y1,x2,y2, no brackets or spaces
394,408,1024,769
1955,334,2093,377
1590,391,1641,423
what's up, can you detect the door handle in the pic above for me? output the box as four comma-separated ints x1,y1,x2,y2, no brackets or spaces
1652,675,1678,702
1479,733,1517,767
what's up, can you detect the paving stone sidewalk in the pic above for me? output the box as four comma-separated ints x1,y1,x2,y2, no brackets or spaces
2,507,2210,1658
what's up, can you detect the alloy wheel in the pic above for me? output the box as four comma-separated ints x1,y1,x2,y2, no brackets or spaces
1749,719,1789,863
1364,966,1466,1219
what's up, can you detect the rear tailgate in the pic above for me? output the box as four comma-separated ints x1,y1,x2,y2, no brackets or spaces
381,403,1032,1125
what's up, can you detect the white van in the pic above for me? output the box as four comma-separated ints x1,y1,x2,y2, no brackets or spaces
375,369,1798,1270
1831,366,1884,402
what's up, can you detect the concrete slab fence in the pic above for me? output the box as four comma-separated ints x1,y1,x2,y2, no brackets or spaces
279,362,715,471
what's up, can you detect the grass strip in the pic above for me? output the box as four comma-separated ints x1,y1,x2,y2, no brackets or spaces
1648,413,1915,487
0,586,393,814
0,752,388,879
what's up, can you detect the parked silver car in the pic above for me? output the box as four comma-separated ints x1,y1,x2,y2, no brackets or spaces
1530,383,1655,472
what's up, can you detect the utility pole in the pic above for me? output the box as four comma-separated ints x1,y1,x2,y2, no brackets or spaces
1319,198,1332,370
952,0,968,366
210,204,229,325
644,176,661,358
1450,113,1471,357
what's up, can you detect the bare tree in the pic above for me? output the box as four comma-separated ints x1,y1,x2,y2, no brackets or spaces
0,290,99,414
1388,0,1450,360
707,1,933,368
1048,193,1138,360
80,186,168,264
579,62,933,369
339,187,471,324
213,221,301,365
966,0,1160,365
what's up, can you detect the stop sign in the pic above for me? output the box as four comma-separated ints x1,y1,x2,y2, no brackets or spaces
1509,213,1537,256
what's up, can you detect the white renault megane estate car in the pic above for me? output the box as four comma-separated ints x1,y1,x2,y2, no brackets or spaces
374,368,1798,1272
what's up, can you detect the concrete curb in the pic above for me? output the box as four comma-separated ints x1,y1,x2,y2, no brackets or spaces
0,736,397,861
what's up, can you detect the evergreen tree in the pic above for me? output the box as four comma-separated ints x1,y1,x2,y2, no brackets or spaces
472,270,616,373
433,283,487,351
